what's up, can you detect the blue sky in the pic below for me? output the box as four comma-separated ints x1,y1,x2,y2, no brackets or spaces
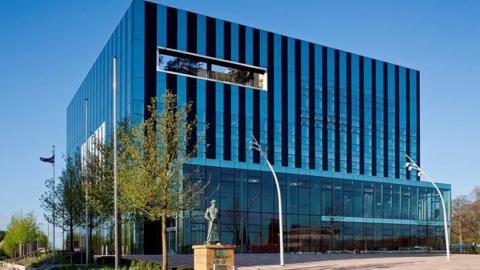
0,0,478,239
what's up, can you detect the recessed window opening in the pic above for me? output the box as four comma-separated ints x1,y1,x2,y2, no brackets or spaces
158,48,267,90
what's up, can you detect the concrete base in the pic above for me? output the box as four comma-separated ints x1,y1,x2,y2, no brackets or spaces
192,244,235,270
0,262,34,270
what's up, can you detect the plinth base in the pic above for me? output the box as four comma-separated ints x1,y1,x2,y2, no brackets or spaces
192,244,236,270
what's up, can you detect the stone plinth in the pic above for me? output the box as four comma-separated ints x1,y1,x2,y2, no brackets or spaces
192,244,235,270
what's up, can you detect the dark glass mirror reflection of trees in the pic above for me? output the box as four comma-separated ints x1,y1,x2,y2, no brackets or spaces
160,55,204,76
158,53,263,88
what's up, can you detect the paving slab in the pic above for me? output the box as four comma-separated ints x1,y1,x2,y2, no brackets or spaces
126,253,480,270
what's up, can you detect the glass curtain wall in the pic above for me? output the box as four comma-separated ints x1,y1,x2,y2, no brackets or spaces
179,164,449,253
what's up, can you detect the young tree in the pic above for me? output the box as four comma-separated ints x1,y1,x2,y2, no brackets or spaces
83,145,118,263
2,213,43,257
86,123,134,262
451,186,480,246
41,156,85,252
85,142,114,220
39,175,55,250
452,195,470,250
468,187,480,241
118,91,204,269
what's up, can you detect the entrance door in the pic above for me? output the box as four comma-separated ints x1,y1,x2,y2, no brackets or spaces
167,227,176,253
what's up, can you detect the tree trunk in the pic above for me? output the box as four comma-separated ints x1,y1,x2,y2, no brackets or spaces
116,214,122,262
161,215,168,270
459,221,463,253
88,225,93,264
69,225,74,252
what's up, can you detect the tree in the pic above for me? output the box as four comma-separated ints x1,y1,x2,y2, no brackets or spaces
39,175,55,250
452,195,470,250
2,213,44,257
85,142,114,223
41,156,85,252
164,57,202,76
329,195,350,251
227,68,251,85
83,142,118,263
451,186,480,247
86,123,135,262
468,187,480,240
84,121,144,262
118,91,205,269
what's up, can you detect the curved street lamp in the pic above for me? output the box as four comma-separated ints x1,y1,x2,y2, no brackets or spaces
405,154,450,261
249,134,284,266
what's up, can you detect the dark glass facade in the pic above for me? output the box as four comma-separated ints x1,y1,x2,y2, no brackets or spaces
67,0,451,254
180,164,449,253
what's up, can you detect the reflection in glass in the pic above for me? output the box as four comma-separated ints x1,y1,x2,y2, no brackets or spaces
158,49,266,89
179,165,450,253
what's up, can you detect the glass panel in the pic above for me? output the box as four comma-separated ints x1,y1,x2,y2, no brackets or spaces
287,175,299,213
343,182,353,217
392,185,400,219
401,186,410,219
333,181,343,217
383,184,392,219
299,188,310,214
311,177,321,215
220,181,234,211
364,182,373,218
158,48,266,89
374,184,383,218
321,179,332,216
354,182,363,217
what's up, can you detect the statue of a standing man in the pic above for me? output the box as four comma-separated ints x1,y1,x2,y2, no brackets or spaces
205,199,220,244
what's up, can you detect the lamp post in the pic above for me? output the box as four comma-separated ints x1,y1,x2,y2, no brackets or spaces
52,145,56,261
112,56,119,270
249,135,284,266
84,98,90,265
405,154,450,261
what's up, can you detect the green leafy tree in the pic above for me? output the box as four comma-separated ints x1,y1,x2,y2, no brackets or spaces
83,143,119,263
0,230,6,256
118,91,205,269
37,231,48,248
84,120,143,262
40,156,85,252
86,124,133,261
85,142,114,223
2,213,43,257
39,175,55,242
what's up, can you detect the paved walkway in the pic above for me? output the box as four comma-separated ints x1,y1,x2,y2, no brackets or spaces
126,253,480,270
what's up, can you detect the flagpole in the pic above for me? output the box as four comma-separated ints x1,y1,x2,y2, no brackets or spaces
84,98,89,265
112,56,119,270
52,145,56,261
47,221,50,251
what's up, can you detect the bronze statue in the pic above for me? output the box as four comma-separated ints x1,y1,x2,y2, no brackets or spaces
205,199,220,244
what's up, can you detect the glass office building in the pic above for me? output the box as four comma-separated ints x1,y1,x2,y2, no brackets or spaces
67,0,451,254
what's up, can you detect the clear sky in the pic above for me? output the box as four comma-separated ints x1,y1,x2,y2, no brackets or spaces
0,0,478,238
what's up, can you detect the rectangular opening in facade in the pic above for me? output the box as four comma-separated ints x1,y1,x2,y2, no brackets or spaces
157,47,267,90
